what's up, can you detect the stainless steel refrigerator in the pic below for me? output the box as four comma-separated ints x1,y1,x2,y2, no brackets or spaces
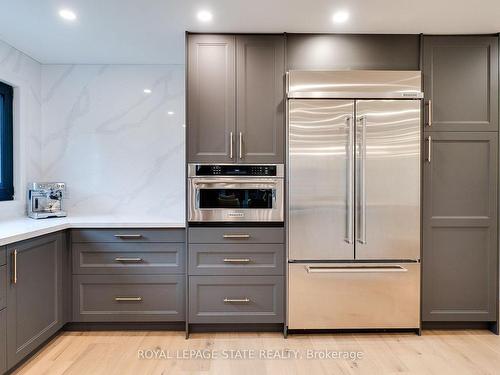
287,70,422,330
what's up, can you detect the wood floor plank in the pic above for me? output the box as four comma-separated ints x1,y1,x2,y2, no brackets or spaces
12,330,500,375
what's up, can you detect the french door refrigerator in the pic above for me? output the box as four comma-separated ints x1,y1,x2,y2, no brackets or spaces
287,70,422,330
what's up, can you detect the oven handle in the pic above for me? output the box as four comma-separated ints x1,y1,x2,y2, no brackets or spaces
191,179,282,186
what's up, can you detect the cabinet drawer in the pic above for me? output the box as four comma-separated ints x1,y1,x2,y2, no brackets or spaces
73,275,185,322
189,276,284,323
189,244,284,275
0,266,5,310
188,227,284,244
71,228,185,243
72,243,185,275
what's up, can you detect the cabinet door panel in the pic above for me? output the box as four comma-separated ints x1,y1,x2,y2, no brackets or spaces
187,34,236,162
6,233,63,368
422,132,498,321
423,36,498,131
236,35,285,163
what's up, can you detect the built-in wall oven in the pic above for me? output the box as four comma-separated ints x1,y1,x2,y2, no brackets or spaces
188,164,284,223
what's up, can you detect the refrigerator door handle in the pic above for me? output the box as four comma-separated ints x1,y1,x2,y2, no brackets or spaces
345,115,354,244
306,265,408,273
357,115,367,244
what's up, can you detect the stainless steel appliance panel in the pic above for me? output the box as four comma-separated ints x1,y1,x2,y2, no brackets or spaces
289,99,355,260
355,100,421,260
288,70,423,99
288,262,420,329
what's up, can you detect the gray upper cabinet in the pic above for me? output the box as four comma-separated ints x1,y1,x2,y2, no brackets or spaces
187,34,236,163
187,33,285,164
423,36,499,132
6,233,63,368
236,35,285,163
422,132,498,322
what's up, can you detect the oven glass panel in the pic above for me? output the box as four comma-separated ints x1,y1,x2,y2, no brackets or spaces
198,189,273,209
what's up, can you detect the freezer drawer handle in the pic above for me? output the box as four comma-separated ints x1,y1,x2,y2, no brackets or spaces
223,298,251,303
305,265,408,273
223,258,251,263
223,234,251,239
114,257,143,262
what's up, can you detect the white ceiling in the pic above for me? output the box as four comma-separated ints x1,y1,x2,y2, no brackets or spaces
0,0,499,64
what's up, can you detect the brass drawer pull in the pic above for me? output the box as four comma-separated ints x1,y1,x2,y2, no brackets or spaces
115,297,143,302
114,257,143,262
223,234,250,239
12,249,17,284
223,258,251,263
114,234,143,239
223,298,250,303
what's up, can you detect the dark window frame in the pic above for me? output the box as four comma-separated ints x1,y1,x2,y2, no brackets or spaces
0,81,14,201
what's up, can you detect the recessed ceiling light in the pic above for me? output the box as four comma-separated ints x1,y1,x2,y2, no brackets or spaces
143,89,152,94
59,9,77,21
332,10,349,23
167,111,175,115
197,10,213,22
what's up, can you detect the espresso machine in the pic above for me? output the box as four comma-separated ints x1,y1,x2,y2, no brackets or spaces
27,182,67,219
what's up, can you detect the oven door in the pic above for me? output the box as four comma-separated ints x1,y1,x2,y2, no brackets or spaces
188,178,284,222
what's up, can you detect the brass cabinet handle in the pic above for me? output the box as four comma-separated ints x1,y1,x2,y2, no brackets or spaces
12,249,17,284
239,132,243,159
223,258,251,263
223,298,250,303
114,234,143,239
426,100,432,127
114,257,143,262
426,136,432,163
115,297,143,302
223,234,250,239
230,132,234,159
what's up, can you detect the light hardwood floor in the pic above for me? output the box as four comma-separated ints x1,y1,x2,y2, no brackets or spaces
13,330,500,375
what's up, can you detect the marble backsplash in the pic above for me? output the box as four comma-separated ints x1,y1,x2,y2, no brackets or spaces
0,39,42,219
41,65,185,221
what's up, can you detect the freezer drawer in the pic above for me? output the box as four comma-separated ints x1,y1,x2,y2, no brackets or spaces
288,262,420,330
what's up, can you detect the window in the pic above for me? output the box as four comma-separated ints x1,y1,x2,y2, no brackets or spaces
0,81,13,201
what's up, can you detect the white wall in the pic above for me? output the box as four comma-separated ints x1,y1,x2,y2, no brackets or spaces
0,40,42,219
41,65,185,221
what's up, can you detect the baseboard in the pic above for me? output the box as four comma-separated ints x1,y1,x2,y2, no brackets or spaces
63,322,185,331
422,321,498,334
188,323,284,333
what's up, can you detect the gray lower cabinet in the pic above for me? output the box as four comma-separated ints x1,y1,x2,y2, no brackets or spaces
0,309,6,374
188,227,284,244
72,274,185,322
6,233,64,368
236,35,285,163
72,243,185,275
422,132,498,322
189,244,284,276
422,35,499,132
189,276,284,324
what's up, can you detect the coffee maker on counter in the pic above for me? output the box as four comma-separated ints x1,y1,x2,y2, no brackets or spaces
27,182,67,219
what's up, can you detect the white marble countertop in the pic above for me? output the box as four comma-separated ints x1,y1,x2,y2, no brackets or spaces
0,215,185,246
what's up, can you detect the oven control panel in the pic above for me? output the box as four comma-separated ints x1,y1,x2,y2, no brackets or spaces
194,165,277,176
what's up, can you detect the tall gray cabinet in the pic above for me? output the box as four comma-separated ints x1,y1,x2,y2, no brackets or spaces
187,34,285,163
422,35,499,329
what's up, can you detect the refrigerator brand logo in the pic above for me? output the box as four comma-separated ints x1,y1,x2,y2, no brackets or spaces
227,212,244,218
402,92,419,97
